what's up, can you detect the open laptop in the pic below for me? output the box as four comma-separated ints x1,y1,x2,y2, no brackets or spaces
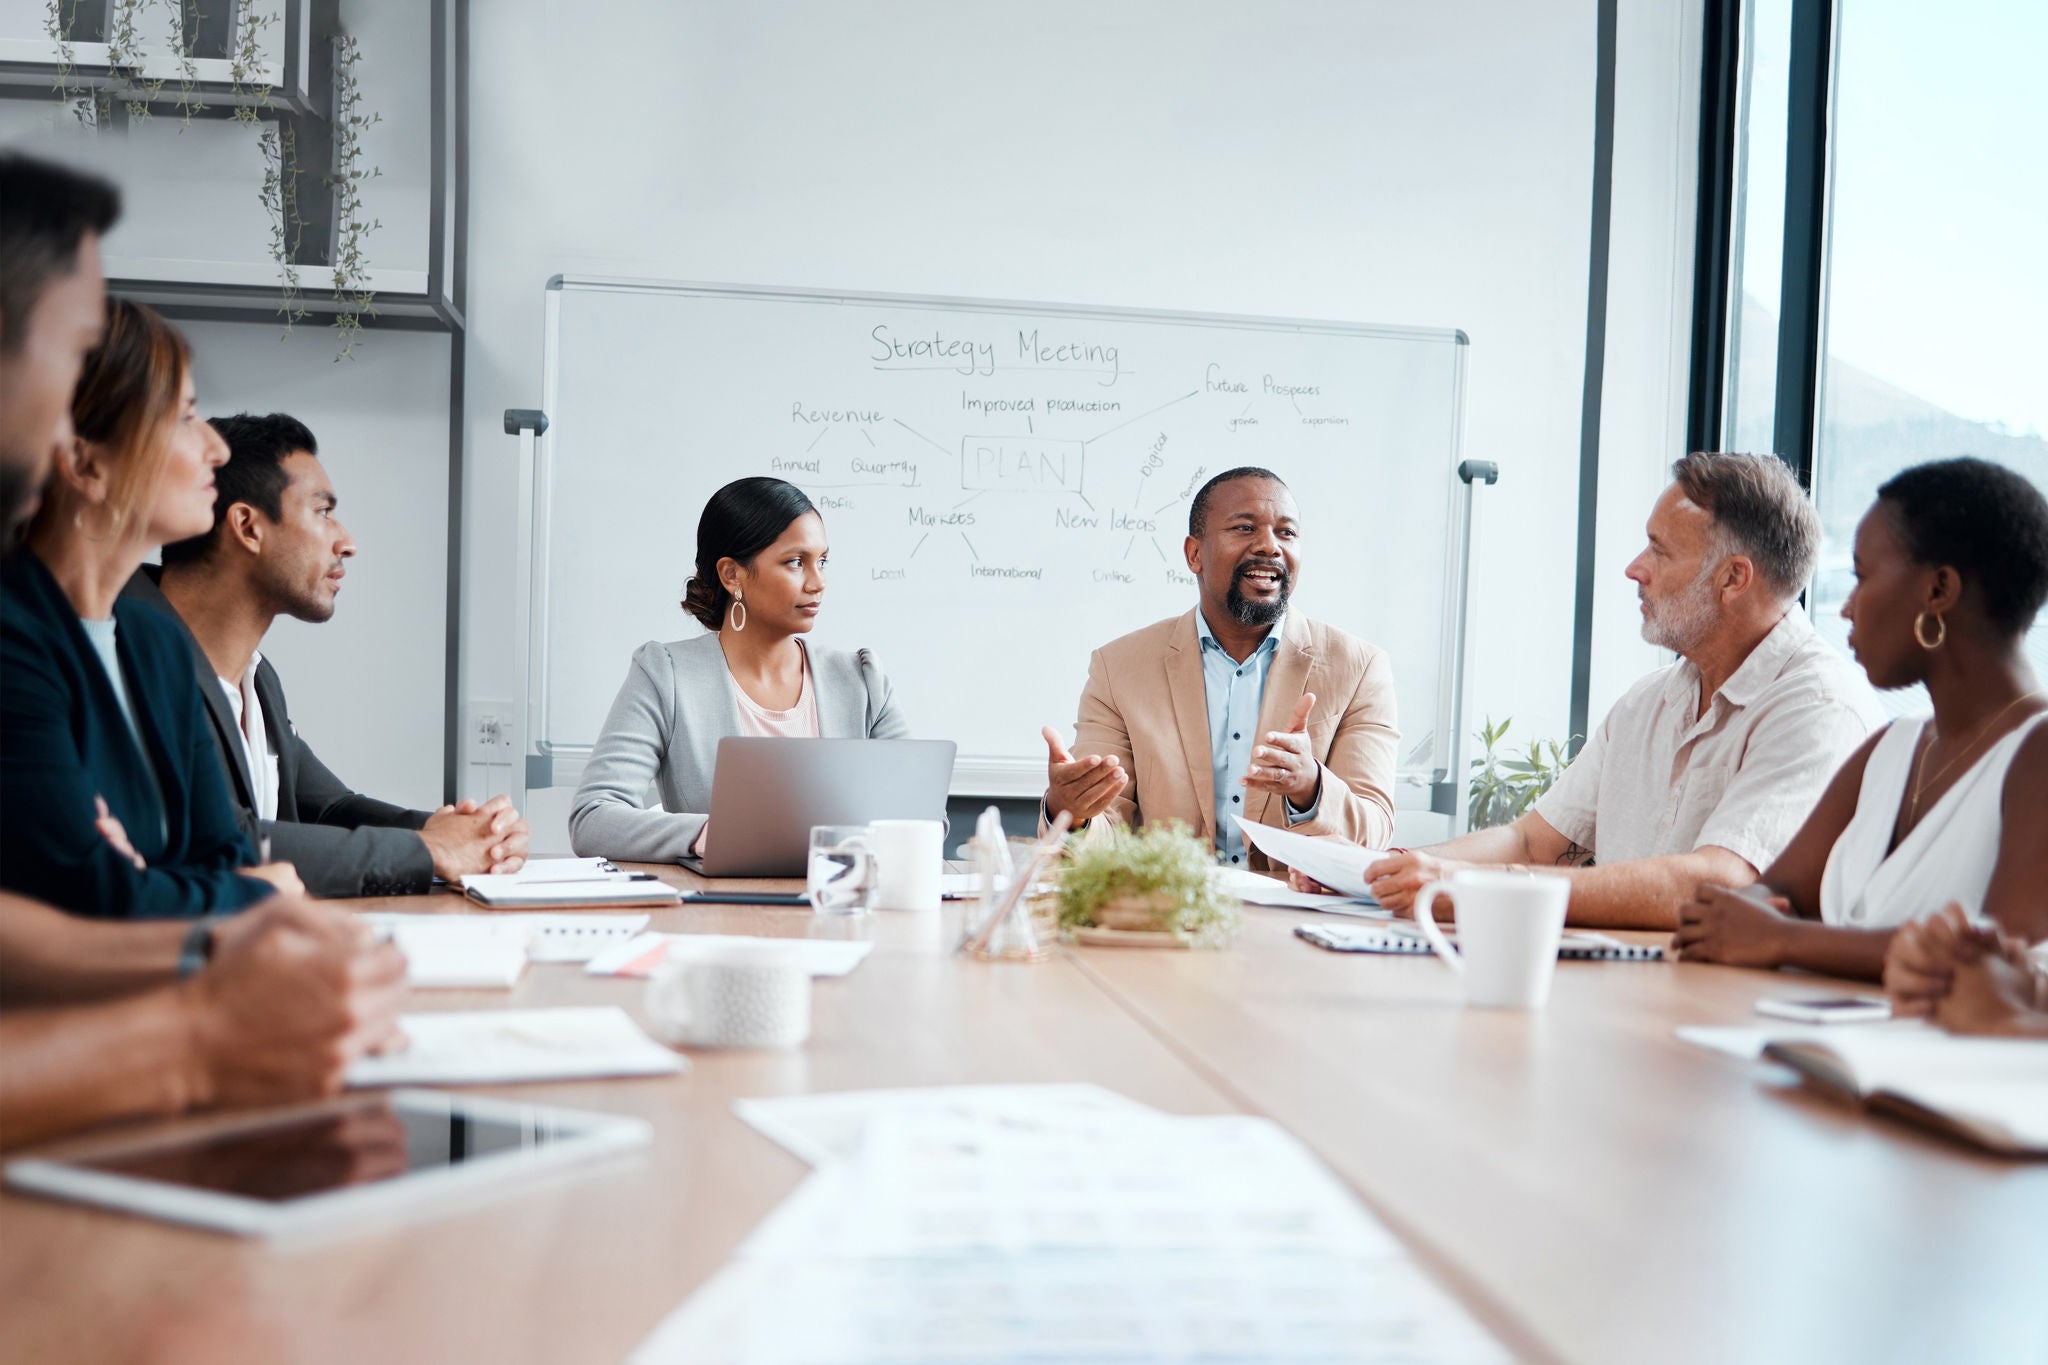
687,737,957,878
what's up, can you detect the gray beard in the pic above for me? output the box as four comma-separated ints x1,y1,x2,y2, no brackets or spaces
1639,564,1719,652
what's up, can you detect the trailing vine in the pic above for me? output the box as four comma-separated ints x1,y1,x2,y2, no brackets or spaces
166,0,205,128
105,0,163,121
327,32,382,360
228,0,276,126
258,121,309,334
43,0,103,127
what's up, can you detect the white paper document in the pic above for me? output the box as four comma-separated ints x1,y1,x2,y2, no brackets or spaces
359,915,530,988
493,857,629,883
460,874,681,909
348,1007,684,1087
362,912,650,974
633,1085,1507,1364
735,1083,1153,1167
586,933,874,980
1229,817,1386,900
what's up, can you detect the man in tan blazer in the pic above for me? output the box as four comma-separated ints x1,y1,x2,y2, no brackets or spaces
1042,467,1398,867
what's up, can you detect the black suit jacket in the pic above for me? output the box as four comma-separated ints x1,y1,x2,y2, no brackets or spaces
1,551,269,919
123,568,436,898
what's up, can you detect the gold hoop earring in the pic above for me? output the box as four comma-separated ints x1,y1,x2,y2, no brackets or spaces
729,594,746,633
1914,611,1946,650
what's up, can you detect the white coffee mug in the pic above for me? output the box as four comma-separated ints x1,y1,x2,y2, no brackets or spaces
645,944,811,1048
1412,870,1570,1010
868,818,944,911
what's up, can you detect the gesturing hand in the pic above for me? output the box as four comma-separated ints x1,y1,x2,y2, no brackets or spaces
1242,692,1321,808
1042,725,1128,825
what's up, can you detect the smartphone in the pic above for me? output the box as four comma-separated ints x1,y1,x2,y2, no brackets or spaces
1753,995,1892,1025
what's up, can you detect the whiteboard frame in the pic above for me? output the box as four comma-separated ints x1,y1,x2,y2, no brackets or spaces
522,276,1472,803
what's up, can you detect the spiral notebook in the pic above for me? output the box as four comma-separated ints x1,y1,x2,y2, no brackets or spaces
1294,922,1665,961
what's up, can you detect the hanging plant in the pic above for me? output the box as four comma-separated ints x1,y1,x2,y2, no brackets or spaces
166,0,206,128
227,0,276,126
43,0,102,126
258,121,308,334
105,0,163,121
327,31,382,361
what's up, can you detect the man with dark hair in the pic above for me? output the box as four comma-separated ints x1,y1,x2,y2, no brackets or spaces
0,152,119,538
125,413,530,897
1041,466,1398,866
0,158,408,1149
1340,453,1886,929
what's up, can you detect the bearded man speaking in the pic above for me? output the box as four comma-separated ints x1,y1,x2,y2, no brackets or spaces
1040,466,1399,867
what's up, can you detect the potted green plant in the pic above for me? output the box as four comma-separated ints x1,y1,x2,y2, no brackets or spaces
1466,717,1578,830
1056,823,1238,949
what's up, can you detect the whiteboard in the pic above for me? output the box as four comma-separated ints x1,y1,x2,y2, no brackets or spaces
525,278,1472,800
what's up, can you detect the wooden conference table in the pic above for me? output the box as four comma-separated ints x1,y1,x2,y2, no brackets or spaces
2,865,2043,1365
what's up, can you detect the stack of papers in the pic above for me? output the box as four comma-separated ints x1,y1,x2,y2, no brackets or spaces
461,858,682,909
587,933,874,979
347,1007,684,1087
633,1085,1507,1363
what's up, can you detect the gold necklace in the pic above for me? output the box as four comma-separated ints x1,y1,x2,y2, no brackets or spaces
1909,691,2044,821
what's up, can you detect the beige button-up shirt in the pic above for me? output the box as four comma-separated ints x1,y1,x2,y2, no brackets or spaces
1533,611,1886,873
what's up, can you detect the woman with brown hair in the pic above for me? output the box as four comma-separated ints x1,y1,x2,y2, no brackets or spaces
0,298,296,920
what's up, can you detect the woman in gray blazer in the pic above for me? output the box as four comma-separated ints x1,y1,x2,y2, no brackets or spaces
569,477,910,862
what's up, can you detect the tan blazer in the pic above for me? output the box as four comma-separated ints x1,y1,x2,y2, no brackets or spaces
1049,609,1398,862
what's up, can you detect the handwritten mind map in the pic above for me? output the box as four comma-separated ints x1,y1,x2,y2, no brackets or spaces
772,325,1357,591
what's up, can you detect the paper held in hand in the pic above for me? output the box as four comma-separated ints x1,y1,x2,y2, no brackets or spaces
1229,816,1387,899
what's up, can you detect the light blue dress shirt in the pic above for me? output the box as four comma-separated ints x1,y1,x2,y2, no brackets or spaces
1196,611,1318,866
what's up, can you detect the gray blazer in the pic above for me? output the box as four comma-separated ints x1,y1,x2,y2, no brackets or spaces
568,635,911,862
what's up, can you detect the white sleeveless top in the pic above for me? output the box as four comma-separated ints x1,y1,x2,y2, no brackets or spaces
1819,711,2048,928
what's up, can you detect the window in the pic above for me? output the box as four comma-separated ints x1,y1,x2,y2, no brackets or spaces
1720,0,1793,458
1808,1,2048,706
1698,0,2048,712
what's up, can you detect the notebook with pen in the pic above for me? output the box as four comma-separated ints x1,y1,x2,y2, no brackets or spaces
1294,922,1665,961
460,858,682,909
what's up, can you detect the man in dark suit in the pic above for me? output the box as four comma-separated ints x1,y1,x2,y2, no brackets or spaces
126,413,529,898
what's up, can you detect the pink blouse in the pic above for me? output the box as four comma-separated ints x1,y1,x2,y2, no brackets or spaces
730,647,822,739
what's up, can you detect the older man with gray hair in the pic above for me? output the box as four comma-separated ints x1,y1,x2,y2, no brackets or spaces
1327,451,1886,929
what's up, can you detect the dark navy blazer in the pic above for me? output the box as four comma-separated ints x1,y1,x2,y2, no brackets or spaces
0,550,270,920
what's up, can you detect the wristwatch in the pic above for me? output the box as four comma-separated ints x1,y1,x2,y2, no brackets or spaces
175,916,219,980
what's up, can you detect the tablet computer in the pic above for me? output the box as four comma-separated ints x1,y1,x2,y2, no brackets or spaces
4,1089,649,1237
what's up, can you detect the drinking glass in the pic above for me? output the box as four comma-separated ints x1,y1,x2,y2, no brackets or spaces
807,825,876,916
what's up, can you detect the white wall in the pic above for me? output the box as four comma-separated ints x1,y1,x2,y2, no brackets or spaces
462,0,1639,850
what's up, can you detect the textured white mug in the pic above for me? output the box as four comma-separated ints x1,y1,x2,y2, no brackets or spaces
1412,870,1570,1010
868,818,944,911
645,944,811,1048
